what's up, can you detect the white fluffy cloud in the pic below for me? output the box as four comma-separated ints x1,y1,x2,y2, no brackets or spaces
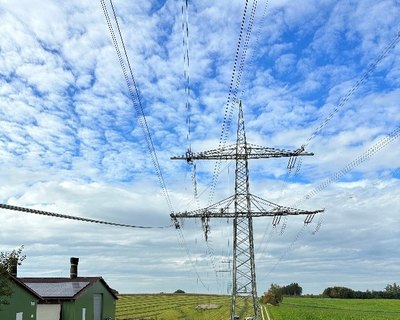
0,0,399,294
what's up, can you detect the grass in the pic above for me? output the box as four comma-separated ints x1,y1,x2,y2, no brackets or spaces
116,294,400,320
116,293,232,320
265,297,400,320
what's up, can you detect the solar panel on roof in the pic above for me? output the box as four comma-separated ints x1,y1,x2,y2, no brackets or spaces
24,282,90,298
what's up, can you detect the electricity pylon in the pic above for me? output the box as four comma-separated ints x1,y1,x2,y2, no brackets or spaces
171,101,324,320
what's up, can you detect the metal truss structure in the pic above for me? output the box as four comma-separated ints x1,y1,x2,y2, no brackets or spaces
171,101,324,320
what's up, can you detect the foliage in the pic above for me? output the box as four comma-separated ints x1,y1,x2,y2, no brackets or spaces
281,282,303,296
0,246,26,306
265,296,400,320
384,283,400,298
261,284,283,306
322,283,400,299
261,282,302,306
174,289,185,294
323,286,355,298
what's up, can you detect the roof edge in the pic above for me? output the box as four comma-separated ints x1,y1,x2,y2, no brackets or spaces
8,274,43,300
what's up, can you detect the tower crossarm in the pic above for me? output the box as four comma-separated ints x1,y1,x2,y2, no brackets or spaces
170,194,324,225
171,144,313,162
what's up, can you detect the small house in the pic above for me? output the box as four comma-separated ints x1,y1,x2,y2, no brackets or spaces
1,257,117,320
0,275,41,320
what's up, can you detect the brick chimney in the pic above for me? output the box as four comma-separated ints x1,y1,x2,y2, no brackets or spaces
70,257,79,279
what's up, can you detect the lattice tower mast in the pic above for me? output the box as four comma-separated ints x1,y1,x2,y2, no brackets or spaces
171,101,324,320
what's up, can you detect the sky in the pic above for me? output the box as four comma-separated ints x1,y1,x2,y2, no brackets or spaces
0,0,399,295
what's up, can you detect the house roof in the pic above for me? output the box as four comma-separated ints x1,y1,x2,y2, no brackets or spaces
19,277,118,301
8,275,42,300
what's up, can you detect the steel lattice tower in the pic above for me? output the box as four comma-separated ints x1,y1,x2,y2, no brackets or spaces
171,101,323,320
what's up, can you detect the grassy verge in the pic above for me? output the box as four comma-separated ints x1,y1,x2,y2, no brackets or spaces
265,297,400,320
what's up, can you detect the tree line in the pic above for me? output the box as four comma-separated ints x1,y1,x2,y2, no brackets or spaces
322,283,400,299
261,282,400,305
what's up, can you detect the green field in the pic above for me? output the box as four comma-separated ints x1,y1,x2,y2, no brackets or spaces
265,297,400,320
116,294,400,320
116,293,232,320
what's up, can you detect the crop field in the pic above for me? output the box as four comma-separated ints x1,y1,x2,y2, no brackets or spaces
116,293,232,320
116,295,400,320
265,297,400,320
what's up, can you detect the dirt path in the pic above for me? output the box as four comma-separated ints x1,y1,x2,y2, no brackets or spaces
261,305,272,320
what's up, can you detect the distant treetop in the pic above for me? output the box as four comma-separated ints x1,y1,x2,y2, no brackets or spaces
174,289,185,294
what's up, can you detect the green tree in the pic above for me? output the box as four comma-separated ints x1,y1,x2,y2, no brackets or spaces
0,246,26,307
281,283,302,296
385,283,400,298
261,284,283,306
322,286,354,298
174,289,185,294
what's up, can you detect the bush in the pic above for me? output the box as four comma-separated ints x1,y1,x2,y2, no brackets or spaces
261,284,283,306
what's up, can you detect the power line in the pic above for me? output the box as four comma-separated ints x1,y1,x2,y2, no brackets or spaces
304,125,398,242
174,226,210,292
257,29,400,269
105,0,214,291
207,0,257,207
235,0,296,255
179,2,261,292
263,126,400,277
182,0,192,154
177,0,223,291
231,0,258,106
181,0,200,202
100,0,174,213
302,126,400,227
239,0,270,100
260,28,400,249
0,203,171,229
293,29,400,176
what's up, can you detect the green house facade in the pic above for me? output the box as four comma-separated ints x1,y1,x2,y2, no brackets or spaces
2,257,117,320
0,276,41,320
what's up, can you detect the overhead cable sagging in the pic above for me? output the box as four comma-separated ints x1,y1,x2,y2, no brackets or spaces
100,0,174,213
292,30,400,176
0,203,172,229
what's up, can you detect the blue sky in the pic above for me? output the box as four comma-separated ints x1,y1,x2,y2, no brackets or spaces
0,0,399,295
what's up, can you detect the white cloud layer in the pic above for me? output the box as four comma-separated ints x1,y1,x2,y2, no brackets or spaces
0,0,399,294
